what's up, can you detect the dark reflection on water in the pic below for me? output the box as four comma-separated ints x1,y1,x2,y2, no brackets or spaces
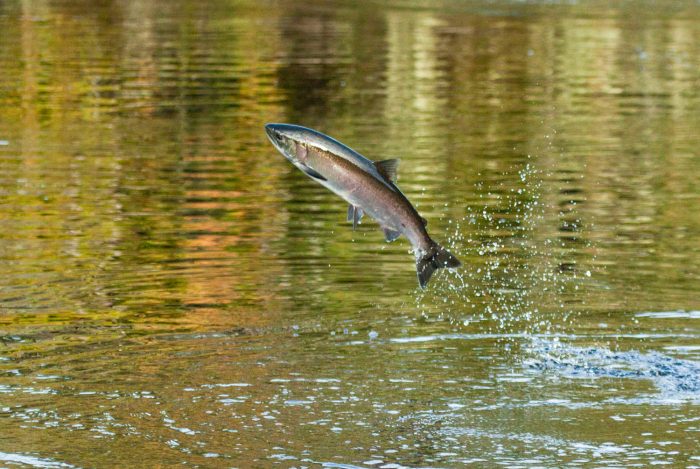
1,0,699,467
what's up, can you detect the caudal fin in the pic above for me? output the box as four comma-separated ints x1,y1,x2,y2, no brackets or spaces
416,242,461,289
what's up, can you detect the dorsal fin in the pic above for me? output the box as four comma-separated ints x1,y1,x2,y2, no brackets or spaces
375,159,400,183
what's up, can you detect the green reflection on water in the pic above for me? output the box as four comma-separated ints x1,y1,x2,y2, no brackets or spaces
0,0,699,466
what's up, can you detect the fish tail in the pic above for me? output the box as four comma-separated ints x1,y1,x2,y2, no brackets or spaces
416,241,461,289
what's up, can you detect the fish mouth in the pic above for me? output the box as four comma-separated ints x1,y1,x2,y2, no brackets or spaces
265,123,298,164
265,123,303,142
264,123,280,143
265,123,287,156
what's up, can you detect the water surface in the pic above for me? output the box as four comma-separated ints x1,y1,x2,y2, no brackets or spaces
1,0,699,467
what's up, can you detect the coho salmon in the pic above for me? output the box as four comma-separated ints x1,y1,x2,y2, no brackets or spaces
265,123,460,288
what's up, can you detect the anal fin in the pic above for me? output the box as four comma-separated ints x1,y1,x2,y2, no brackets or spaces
381,226,401,242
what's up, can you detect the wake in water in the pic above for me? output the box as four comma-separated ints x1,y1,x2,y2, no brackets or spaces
525,338,700,403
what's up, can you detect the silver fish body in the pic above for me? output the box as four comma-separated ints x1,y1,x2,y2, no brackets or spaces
265,123,460,288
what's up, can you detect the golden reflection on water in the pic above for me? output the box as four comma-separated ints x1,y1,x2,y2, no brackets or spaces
0,0,699,466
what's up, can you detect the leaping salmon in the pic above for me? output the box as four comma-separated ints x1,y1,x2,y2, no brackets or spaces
265,123,460,288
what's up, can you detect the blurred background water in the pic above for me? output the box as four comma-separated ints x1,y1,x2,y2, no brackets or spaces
0,0,699,467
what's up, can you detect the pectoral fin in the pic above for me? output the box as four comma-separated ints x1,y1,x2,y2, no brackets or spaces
375,159,400,183
300,165,326,181
347,205,364,230
381,226,401,242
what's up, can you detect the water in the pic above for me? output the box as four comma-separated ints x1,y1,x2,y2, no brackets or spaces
1,0,699,467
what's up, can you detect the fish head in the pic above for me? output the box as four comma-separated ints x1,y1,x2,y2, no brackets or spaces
265,123,311,166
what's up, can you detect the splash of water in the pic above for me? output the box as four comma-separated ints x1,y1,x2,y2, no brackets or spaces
525,338,700,402
415,160,594,336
